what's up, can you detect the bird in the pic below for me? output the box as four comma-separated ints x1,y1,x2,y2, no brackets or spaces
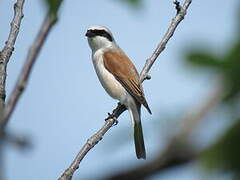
85,25,151,159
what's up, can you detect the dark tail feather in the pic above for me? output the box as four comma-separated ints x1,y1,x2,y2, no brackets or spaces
132,103,146,159
134,119,146,159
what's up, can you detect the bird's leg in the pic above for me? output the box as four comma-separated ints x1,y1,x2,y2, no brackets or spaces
105,112,118,125
105,102,127,125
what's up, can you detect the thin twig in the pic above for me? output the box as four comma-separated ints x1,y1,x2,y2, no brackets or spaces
0,12,59,129
0,0,25,127
58,104,126,180
0,2,25,179
140,0,192,82
0,0,25,102
58,0,192,179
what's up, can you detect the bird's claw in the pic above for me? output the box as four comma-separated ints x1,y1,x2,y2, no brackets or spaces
113,119,118,126
105,113,113,121
105,113,118,126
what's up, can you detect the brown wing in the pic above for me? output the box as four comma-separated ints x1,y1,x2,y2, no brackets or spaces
103,50,151,114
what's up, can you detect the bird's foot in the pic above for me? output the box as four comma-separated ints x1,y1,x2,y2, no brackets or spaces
105,113,118,126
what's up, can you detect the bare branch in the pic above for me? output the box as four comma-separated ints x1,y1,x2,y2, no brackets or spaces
58,0,192,179
58,104,126,180
140,0,192,82
0,0,25,125
0,0,25,101
0,12,59,129
0,2,25,179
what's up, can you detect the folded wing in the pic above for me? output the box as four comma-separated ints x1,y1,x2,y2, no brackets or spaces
103,50,151,114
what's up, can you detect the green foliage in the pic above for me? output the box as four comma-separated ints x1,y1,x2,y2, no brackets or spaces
185,40,240,102
185,4,240,179
125,0,141,6
201,120,240,179
119,0,142,8
187,52,223,68
223,41,240,100
44,0,63,16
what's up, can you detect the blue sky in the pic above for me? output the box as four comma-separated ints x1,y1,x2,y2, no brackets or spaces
0,0,239,179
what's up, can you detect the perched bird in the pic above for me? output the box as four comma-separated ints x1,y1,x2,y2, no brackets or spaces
85,25,151,159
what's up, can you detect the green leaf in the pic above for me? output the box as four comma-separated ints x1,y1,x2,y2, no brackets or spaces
186,52,223,68
126,0,141,6
44,0,63,16
119,0,142,9
201,119,240,178
222,41,240,101
185,41,240,103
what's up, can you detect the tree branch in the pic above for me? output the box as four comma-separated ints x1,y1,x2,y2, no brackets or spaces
0,0,25,126
140,0,192,82
0,2,25,180
58,0,192,179
58,104,126,180
0,12,60,129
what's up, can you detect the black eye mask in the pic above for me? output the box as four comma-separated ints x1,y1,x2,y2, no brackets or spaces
85,29,113,42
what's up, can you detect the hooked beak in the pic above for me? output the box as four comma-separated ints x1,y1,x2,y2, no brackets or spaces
85,30,95,38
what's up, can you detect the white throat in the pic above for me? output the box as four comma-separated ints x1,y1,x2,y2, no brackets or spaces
87,36,115,53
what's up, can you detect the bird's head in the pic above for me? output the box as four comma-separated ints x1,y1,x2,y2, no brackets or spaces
85,25,115,52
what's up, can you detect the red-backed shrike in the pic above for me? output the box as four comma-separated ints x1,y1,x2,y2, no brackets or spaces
85,25,151,159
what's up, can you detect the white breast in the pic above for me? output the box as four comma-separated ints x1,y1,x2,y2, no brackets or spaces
92,49,128,104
